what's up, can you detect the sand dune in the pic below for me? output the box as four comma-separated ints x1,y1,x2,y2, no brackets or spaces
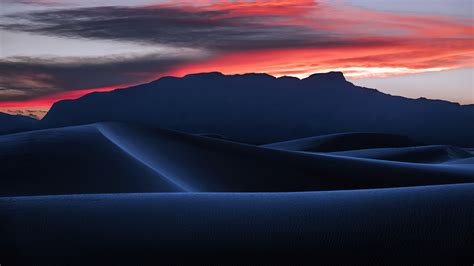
0,112,38,135
444,157,474,165
99,123,474,191
1,122,473,264
2,184,473,264
1,122,473,196
330,145,473,163
0,124,184,196
262,132,419,152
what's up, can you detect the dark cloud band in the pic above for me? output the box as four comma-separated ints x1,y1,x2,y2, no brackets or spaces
1,5,345,51
0,55,191,101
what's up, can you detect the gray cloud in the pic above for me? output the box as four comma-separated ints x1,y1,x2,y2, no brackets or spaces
0,54,193,101
1,5,347,51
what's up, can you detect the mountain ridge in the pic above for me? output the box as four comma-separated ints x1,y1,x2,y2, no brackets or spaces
39,71,474,146
46,71,469,111
2,71,473,146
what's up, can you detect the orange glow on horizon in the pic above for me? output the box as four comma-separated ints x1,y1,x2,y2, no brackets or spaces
0,86,120,109
165,43,473,79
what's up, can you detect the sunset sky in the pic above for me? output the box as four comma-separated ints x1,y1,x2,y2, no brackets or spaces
1,0,473,119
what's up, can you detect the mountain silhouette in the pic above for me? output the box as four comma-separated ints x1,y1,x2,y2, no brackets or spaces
41,71,474,146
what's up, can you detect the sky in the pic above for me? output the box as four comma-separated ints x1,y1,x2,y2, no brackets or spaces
0,0,473,119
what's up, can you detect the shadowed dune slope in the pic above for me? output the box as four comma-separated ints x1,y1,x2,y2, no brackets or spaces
0,124,184,196
446,157,474,165
2,122,473,196
330,145,473,163
0,112,38,135
1,184,473,264
98,123,474,192
97,123,474,192
261,132,419,152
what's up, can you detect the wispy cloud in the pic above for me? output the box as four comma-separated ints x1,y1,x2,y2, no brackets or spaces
2,4,334,51
0,54,199,102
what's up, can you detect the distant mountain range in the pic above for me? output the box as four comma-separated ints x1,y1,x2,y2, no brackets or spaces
2,71,474,146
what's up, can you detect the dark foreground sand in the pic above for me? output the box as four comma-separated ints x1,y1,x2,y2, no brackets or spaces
2,184,473,264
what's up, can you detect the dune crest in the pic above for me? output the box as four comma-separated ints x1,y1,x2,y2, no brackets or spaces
1,122,473,196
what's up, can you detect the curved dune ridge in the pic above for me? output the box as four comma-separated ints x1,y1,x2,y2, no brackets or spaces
261,132,420,152
0,122,473,196
1,122,473,263
0,124,184,196
330,145,473,163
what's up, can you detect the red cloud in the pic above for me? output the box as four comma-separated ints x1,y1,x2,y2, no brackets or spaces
0,86,119,109
164,1,473,78
157,0,316,16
